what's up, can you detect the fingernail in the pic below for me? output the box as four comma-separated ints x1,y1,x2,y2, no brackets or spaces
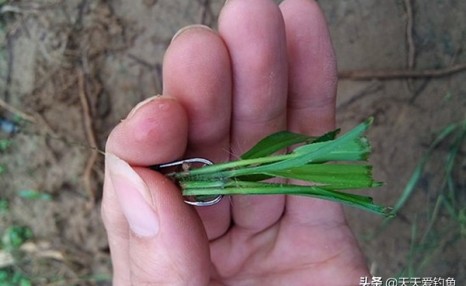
171,24,213,43
106,153,159,237
127,95,162,119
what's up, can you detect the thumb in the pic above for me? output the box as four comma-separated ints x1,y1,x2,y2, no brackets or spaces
106,153,210,285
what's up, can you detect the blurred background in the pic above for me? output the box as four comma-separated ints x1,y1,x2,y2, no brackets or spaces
0,0,464,285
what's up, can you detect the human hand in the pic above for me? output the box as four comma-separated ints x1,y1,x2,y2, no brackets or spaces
102,0,370,285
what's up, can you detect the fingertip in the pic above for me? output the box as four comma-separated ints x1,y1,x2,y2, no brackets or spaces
136,168,204,237
280,0,337,81
102,153,209,284
220,0,283,23
281,0,337,134
127,168,210,283
171,24,213,44
163,24,232,148
126,94,161,119
106,154,159,237
281,0,337,82
106,96,188,165
218,0,288,124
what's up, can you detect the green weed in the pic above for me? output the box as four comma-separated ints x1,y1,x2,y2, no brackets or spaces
385,119,465,277
17,190,52,201
0,223,33,286
0,139,11,152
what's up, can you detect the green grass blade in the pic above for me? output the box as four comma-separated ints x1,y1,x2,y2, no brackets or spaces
240,129,341,160
207,118,373,179
181,180,390,216
175,119,371,180
172,153,293,179
180,119,373,180
265,164,381,189
249,118,373,172
389,121,460,217
240,131,313,160
312,129,341,143
293,137,371,162
390,160,424,215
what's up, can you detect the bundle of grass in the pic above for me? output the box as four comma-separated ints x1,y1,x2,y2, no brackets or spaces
159,118,392,216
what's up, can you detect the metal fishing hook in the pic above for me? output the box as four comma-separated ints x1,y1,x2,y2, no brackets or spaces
153,158,223,207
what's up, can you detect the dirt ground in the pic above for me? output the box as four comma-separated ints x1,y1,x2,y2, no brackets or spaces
0,0,465,285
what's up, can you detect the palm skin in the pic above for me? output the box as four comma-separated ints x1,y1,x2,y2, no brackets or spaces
209,211,369,284
102,0,370,285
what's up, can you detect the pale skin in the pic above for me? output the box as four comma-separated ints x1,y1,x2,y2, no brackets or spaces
102,0,371,285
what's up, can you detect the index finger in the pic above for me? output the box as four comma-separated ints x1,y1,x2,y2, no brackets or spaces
105,96,188,165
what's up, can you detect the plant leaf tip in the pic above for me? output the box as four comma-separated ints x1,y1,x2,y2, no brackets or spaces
366,116,375,126
372,181,384,187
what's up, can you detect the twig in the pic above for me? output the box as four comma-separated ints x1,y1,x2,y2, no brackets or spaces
77,69,98,203
338,63,466,80
199,0,210,25
404,0,422,100
337,81,383,109
128,53,163,94
0,98,36,122
3,28,15,102
404,0,415,69
127,53,156,69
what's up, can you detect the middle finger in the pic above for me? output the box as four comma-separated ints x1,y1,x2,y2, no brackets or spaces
219,0,288,232
163,26,233,240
